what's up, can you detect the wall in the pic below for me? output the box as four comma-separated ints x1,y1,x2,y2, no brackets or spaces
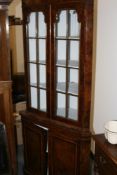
92,0,117,134
8,0,24,73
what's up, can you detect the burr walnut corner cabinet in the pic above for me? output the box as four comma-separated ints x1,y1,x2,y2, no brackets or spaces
21,0,94,175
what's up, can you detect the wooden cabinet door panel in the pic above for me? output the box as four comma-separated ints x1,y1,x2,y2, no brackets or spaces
22,122,47,175
49,130,79,175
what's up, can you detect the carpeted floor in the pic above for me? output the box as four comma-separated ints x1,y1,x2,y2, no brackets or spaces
17,145,24,175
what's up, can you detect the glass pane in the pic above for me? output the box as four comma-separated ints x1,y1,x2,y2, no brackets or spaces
29,63,37,86
56,67,66,92
40,89,46,111
30,87,37,108
70,10,81,37
29,13,36,37
56,40,66,61
29,39,36,62
38,65,46,87
38,12,46,37
56,93,66,117
57,10,67,37
69,69,78,84
68,69,78,95
38,39,46,62
70,41,79,61
68,95,78,120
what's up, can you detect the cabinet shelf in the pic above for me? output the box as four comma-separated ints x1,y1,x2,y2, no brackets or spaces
30,82,78,95
57,82,78,95
56,60,79,69
28,60,46,65
39,83,46,89
30,83,46,89
38,60,46,65
55,36,80,40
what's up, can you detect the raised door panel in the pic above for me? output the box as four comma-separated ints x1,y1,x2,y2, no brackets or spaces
22,122,47,175
49,130,79,175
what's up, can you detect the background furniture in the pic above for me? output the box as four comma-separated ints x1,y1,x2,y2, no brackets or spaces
93,134,117,175
0,122,10,174
0,82,16,175
12,73,26,104
21,0,93,174
0,1,17,174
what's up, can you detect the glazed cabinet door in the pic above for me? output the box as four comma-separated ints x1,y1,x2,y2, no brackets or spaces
50,1,93,128
22,120,48,175
51,2,82,125
53,8,80,120
24,5,50,116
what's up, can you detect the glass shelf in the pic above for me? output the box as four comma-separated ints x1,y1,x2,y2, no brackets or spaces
68,60,79,68
28,60,37,64
55,36,80,40
30,83,46,89
28,60,46,65
56,60,66,67
68,82,78,95
38,60,46,65
56,82,78,95
39,83,46,89
56,60,79,68
56,82,66,92
30,83,37,87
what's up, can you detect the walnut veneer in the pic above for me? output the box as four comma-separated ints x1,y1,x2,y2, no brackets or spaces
21,0,94,174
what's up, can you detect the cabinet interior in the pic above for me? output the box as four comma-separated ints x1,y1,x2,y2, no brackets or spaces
27,9,81,121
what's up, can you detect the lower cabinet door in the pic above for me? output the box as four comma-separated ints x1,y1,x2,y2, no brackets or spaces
22,121,48,175
48,128,80,175
22,120,90,175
